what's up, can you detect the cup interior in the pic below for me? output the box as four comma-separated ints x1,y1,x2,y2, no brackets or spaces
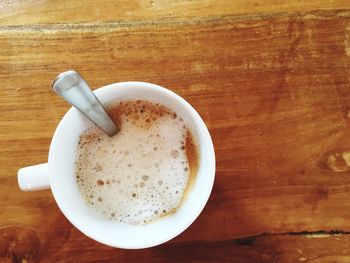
49,82,215,248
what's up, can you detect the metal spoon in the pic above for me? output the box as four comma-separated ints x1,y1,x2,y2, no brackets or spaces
52,70,119,136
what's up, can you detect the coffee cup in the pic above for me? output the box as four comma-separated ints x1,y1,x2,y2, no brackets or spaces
17,81,215,249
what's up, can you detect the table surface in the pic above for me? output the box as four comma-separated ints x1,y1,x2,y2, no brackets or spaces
1,1,350,262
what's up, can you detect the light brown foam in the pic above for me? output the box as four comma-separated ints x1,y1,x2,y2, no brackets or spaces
181,131,199,203
74,100,199,225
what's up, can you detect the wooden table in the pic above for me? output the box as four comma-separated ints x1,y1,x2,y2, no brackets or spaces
1,1,350,262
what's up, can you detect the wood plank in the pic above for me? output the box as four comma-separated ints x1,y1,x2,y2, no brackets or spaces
1,8,350,262
0,0,350,26
1,226,349,262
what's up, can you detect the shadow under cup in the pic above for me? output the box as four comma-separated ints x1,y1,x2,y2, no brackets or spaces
49,82,215,249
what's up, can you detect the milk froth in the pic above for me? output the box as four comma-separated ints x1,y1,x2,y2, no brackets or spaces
75,100,197,225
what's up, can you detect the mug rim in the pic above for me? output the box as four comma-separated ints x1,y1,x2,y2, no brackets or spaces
48,81,216,248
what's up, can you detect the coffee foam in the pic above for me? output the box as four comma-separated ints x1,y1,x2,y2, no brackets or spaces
75,100,192,225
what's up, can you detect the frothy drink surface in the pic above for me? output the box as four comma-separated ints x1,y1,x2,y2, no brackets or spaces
75,100,198,225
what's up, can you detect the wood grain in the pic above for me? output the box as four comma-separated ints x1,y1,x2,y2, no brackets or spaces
1,227,349,262
1,0,350,26
1,2,350,262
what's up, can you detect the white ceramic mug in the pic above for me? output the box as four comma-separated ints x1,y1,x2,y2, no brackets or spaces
17,82,215,249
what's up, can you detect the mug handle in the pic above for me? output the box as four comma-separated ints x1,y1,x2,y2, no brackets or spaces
17,163,50,191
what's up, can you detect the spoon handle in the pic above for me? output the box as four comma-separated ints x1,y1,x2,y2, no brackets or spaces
52,70,119,136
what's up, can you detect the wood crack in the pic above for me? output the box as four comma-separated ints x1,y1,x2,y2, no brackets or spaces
234,230,350,247
0,9,349,33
